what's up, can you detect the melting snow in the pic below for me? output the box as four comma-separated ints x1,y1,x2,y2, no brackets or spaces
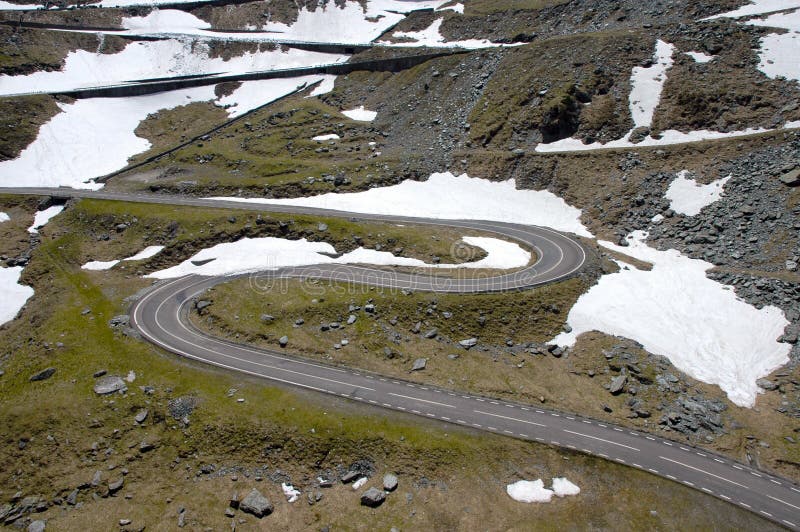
686,51,715,63
0,266,34,325
282,483,301,502
384,18,506,49
0,212,9,222
702,0,800,20
552,477,581,497
82,245,165,270
665,171,730,216
507,480,554,503
341,106,377,121
629,40,675,128
206,172,591,237
147,234,530,279
0,39,345,96
553,231,790,407
312,134,340,141
28,205,64,233
746,8,800,82
0,75,335,189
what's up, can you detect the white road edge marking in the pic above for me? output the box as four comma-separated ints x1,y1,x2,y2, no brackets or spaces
562,429,640,451
658,456,748,488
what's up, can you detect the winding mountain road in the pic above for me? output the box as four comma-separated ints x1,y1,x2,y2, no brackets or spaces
4,187,800,529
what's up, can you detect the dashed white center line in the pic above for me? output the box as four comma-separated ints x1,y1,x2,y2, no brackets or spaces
701,487,713,494
562,429,640,451
767,494,800,511
388,392,456,408
740,502,751,509
760,511,772,518
732,465,743,470
751,472,762,478
713,458,724,463
770,479,782,485
658,456,749,488
783,520,796,528
474,410,547,427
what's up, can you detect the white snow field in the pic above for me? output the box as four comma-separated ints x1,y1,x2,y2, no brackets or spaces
506,480,554,503
312,134,340,141
554,231,791,407
746,8,800,82
385,18,510,49
552,477,581,497
665,171,730,216
147,235,530,279
207,172,592,237
0,0,217,10
82,245,165,270
261,0,451,44
629,40,675,128
703,0,800,20
0,266,34,326
0,212,9,223
0,74,334,188
0,38,345,96
27,205,64,233
341,106,378,121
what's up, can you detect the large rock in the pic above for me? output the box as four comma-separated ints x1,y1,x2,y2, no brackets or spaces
779,168,800,186
383,474,398,492
28,521,46,532
240,488,273,518
609,374,627,395
360,487,386,508
459,338,478,349
29,368,56,382
93,375,127,395
411,358,427,371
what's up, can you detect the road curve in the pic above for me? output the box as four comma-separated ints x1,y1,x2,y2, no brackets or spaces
5,187,800,529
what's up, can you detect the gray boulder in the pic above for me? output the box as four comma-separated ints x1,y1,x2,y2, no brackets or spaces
29,368,56,382
360,487,386,507
134,409,149,424
28,521,46,532
94,375,127,395
779,168,800,186
279,336,289,347
411,358,427,371
423,328,438,339
240,488,273,518
459,338,478,349
347,314,357,325
756,378,778,391
383,474,398,492
260,314,275,323
609,374,627,395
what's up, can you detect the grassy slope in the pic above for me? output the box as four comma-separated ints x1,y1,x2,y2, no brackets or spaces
0,198,775,530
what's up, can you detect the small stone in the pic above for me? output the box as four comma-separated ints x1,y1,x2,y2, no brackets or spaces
360,487,386,507
383,474,398,492
134,409,148,424
93,370,107,378
609,374,627,395
278,336,289,347
347,314,357,325
139,441,155,453
411,358,427,371
119,519,131,526
260,314,275,323
29,368,56,382
341,471,359,484
459,338,478,349
108,478,124,494
225,508,235,518
240,489,273,518
94,375,127,395
423,328,438,339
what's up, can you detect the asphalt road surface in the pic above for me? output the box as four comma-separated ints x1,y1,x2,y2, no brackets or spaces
4,187,800,529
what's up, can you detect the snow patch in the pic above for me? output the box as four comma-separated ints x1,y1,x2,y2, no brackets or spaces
125,245,165,261
703,0,800,20
747,8,800,82
553,231,790,407
282,483,301,503
0,266,34,326
629,40,675,128
82,245,165,270
665,171,730,216
552,477,581,497
28,205,64,233
341,106,377,121
206,172,591,237
506,480,553,503
384,17,514,49
146,234,530,279
0,212,9,223
312,134,340,141
686,51,715,63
